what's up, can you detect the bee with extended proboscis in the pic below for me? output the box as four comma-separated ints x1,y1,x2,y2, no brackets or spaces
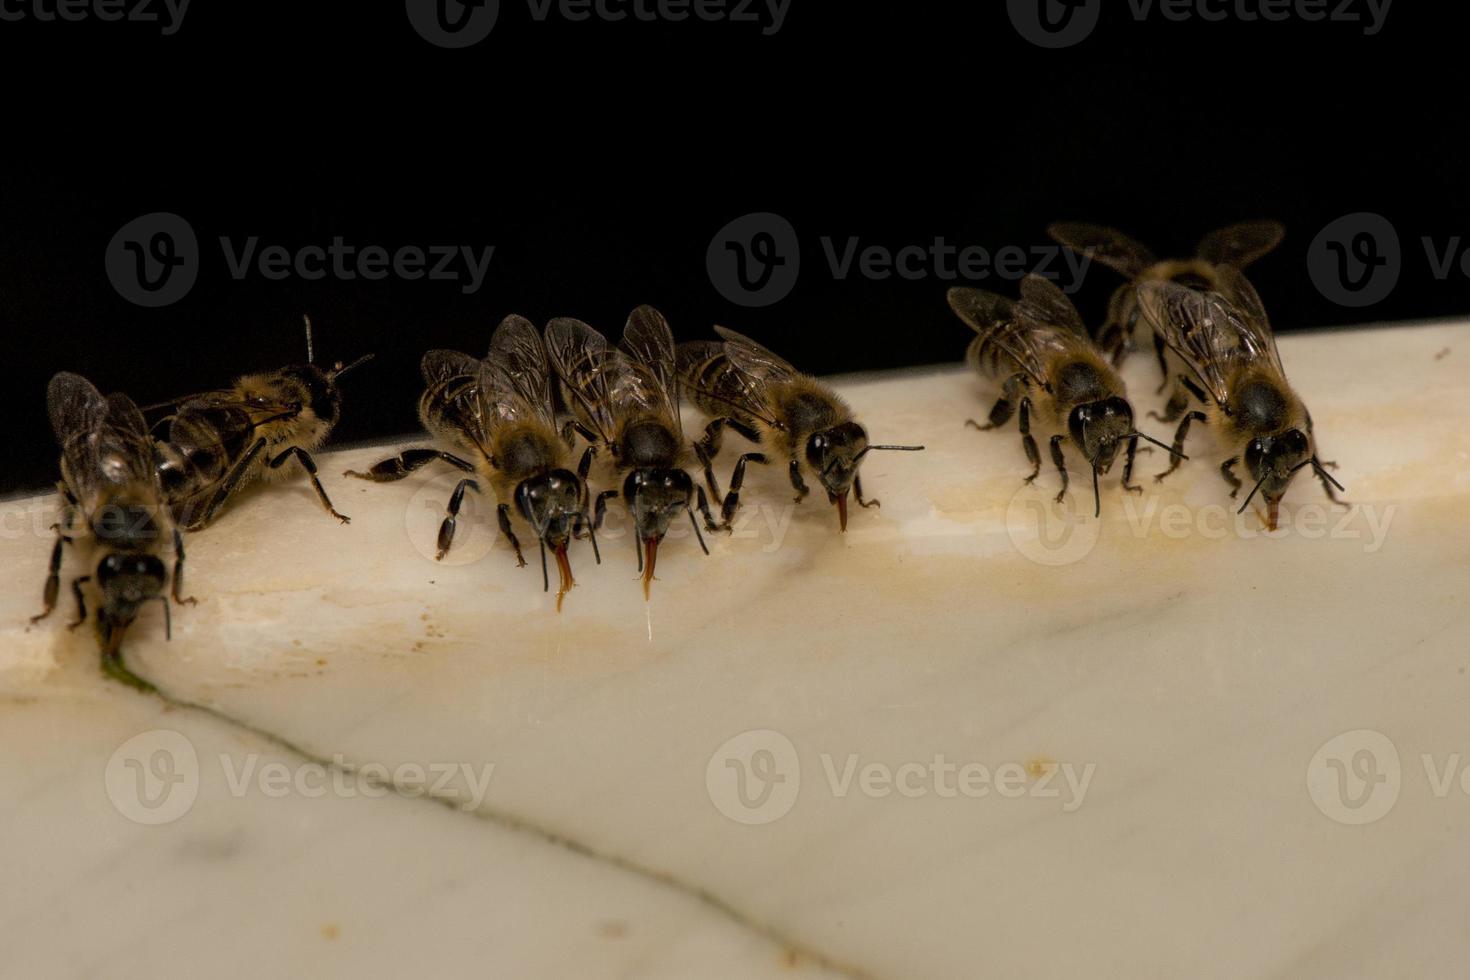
345,314,598,610
151,316,372,531
545,306,721,599
31,373,194,690
1048,220,1285,392
675,327,924,532
1135,266,1345,532
947,274,1185,517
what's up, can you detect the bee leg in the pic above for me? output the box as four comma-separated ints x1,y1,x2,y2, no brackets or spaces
496,504,527,568
966,372,1027,432
1018,397,1042,484
435,478,481,560
186,436,269,530
1149,382,1191,424
1220,456,1243,498
171,529,198,605
694,484,723,535
561,419,599,450
787,459,809,503
1121,436,1144,494
720,452,769,526
854,474,881,509
67,575,91,631
1152,331,1173,394
590,489,618,532
268,447,350,524
1155,411,1205,482
1049,436,1069,504
344,448,475,482
29,532,67,624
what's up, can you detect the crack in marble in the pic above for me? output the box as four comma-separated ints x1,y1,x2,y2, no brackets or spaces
126,679,882,980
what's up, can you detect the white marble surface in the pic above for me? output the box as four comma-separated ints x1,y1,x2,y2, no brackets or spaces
3,320,1468,980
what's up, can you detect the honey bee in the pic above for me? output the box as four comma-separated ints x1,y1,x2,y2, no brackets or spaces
345,314,596,610
31,373,193,690
152,316,372,530
1048,221,1284,388
676,327,923,532
545,306,720,598
1136,266,1345,531
947,274,1184,517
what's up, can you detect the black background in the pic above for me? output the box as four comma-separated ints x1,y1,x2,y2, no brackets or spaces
1,0,1463,492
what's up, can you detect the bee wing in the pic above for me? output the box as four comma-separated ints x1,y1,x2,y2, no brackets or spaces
712,325,800,384
421,349,482,386
676,339,783,428
543,317,619,443
1137,279,1261,410
1016,274,1089,337
420,349,485,442
1048,222,1158,277
1211,266,1285,373
1196,220,1285,269
619,305,681,429
478,314,555,429
946,286,1054,389
47,372,107,446
49,374,161,508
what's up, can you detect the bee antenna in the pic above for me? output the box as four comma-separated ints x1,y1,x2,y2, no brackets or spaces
329,353,376,381
856,444,926,462
1126,431,1187,460
154,595,172,642
689,505,710,556
1237,472,1271,515
304,314,315,365
1312,457,1346,492
1092,464,1101,519
539,537,549,593
585,510,601,565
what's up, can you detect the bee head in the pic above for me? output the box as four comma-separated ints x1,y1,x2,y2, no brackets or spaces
806,421,868,498
275,363,341,428
1244,428,1310,501
623,468,693,544
95,552,166,630
515,469,583,550
1069,396,1134,475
